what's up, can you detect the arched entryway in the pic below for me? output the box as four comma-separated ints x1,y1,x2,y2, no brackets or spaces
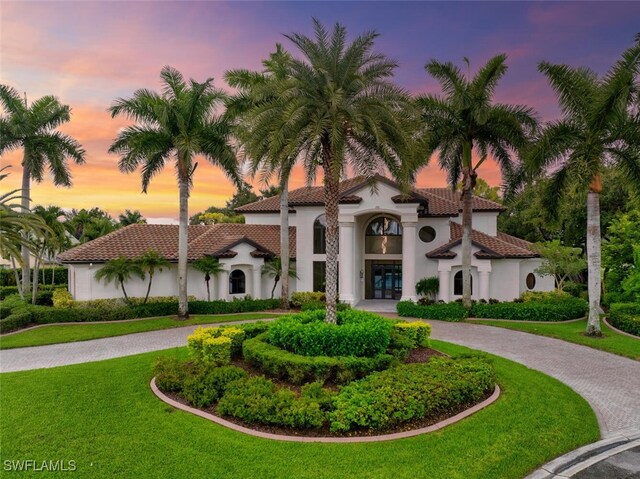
364,215,403,300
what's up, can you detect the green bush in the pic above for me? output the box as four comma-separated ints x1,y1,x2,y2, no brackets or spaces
328,357,495,432
471,297,587,321
563,281,587,298
0,267,67,286
154,356,193,393
243,334,395,385
608,303,640,336
521,290,573,303
182,365,248,408
238,321,271,339
217,376,326,429
0,309,33,333
300,300,326,311
290,291,325,308
397,301,469,321
415,276,439,298
609,302,640,316
0,284,66,301
267,309,392,358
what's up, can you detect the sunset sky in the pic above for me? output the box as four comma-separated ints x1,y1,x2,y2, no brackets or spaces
2,1,639,222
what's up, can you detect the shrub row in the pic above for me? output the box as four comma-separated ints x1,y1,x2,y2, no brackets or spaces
608,303,640,337
0,297,281,333
0,267,68,286
0,284,67,302
243,334,395,385
290,291,325,308
328,357,495,432
396,301,469,321
187,326,245,365
267,310,392,358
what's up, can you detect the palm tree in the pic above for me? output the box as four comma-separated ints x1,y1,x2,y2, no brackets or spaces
0,85,85,296
0,167,49,299
94,256,145,304
226,44,295,310
119,209,146,226
108,66,241,318
523,38,640,335
417,55,538,308
31,205,68,304
261,257,298,299
192,256,225,301
137,249,170,304
233,20,412,323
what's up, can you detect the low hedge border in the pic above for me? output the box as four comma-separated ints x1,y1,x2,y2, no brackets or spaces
0,298,281,334
607,304,640,337
242,333,396,385
396,301,469,321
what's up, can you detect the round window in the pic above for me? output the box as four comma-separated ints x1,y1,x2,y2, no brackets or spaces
419,226,436,243
526,273,536,290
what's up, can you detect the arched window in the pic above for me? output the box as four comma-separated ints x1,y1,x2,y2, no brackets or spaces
313,215,327,254
229,269,246,295
454,270,472,296
365,216,402,254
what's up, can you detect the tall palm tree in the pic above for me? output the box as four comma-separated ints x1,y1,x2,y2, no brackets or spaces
0,167,49,299
261,257,298,299
226,44,295,310
118,209,146,226
524,38,640,335
235,20,412,323
108,66,241,318
94,256,145,304
137,249,170,304
417,55,538,307
31,205,68,304
0,85,86,296
192,256,225,301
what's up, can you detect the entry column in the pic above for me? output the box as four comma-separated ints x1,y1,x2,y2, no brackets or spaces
252,266,262,299
338,220,355,305
218,269,228,301
400,220,417,302
438,268,451,302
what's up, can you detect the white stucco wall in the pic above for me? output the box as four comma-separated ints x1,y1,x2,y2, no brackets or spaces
450,212,498,236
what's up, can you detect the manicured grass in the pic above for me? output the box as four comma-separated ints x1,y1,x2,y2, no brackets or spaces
0,340,599,479
0,313,278,350
471,319,639,361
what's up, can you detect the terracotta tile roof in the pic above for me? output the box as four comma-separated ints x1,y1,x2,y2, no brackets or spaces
237,174,504,216
57,224,296,263
426,222,537,259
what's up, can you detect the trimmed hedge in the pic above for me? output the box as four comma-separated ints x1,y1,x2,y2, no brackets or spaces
182,365,248,408
608,303,640,337
267,310,392,358
471,298,587,321
290,291,325,308
396,301,469,321
243,334,395,385
328,357,495,432
0,284,67,302
0,267,67,286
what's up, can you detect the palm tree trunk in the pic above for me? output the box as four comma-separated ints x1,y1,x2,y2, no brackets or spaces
460,142,474,309
279,176,290,309
144,274,153,304
323,156,339,324
205,277,210,302
20,157,31,297
120,280,130,304
10,256,24,300
31,246,44,304
271,277,279,299
177,174,190,319
586,190,602,336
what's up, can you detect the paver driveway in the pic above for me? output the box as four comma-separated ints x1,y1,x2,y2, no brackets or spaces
1,318,638,437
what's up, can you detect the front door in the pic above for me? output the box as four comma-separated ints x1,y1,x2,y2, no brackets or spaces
371,262,402,299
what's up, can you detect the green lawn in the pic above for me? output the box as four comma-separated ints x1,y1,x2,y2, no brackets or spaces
0,313,278,350
471,319,639,361
0,340,599,479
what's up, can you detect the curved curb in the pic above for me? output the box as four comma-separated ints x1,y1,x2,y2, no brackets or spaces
524,429,640,478
603,316,640,340
150,377,501,443
467,316,586,324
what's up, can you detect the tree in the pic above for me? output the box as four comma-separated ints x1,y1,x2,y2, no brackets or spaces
524,38,640,335
119,209,146,226
417,55,538,308
232,21,412,323
533,240,586,291
81,215,118,242
415,276,440,301
602,210,640,298
0,167,50,299
261,257,298,299
192,256,225,301
0,85,85,296
31,205,68,303
194,212,244,225
137,249,170,304
461,178,502,203
224,181,259,211
109,66,241,319
66,207,115,242
94,256,144,304
259,184,281,198
226,43,295,310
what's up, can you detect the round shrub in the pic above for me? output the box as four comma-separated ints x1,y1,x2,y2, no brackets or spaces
267,309,392,358
182,365,248,408
154,356,192,393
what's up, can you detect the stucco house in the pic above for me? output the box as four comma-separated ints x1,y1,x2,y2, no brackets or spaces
57,175,553,304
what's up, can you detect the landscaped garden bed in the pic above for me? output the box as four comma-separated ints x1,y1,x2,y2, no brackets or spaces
153,310,497,438
607,303,640,337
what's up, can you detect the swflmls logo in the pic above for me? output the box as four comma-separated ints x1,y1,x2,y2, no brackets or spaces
3,460,77,472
